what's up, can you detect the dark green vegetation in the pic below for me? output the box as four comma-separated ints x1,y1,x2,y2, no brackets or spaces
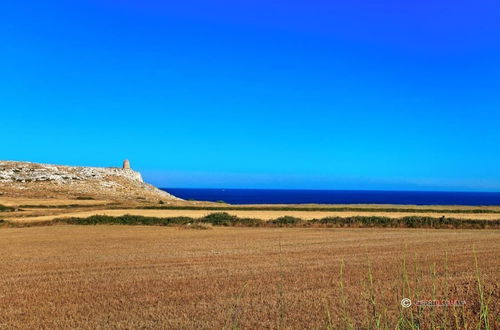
140,205,500,214
3,212,495,229
0,204,15,212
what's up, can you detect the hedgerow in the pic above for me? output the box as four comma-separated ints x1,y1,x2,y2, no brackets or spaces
46,213,500,229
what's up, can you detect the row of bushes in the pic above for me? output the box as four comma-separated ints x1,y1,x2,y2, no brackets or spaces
59,213,263,227
141,205,500,214
311,215,498,229
53,212,500,229
0,204,15,212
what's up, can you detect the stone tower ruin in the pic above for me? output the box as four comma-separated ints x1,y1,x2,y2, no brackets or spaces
122,159,131,169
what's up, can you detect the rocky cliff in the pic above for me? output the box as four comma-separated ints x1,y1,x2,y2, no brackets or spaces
0,161,180,202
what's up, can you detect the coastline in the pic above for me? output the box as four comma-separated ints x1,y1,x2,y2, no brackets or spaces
161,187,500,206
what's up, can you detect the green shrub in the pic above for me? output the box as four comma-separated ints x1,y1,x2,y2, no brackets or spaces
201,212,237,226
0,204,15,212
232,217,263,227
49,213,499,230
61,215,194,226
311,216,498,229
271,216,304,226
200,212,263,226
316,216,374,227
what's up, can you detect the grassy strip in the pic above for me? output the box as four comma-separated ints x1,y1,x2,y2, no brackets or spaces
0,219,56,228
19,203,118,209
0,204,16,212
7,212,491,229
139,205,500,214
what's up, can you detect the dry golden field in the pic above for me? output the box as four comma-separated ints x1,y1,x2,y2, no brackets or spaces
0,197,115,207
0,225,498,329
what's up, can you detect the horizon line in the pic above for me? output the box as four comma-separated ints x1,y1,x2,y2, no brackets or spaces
159,187,500,194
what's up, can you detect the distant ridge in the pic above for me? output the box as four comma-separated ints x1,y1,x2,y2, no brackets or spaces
0,160,180,202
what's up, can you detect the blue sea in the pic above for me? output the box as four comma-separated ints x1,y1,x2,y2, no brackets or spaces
161,188,500,206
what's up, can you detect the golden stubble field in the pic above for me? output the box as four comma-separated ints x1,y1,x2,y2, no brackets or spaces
0,225,498,329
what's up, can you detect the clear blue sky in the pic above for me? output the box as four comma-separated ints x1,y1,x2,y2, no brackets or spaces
2,1,500,191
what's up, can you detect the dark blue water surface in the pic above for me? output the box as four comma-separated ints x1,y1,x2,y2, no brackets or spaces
161,188,500,206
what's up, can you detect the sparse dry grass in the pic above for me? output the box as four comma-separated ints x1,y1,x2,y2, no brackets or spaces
0,225,497,329
0,197,113,206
